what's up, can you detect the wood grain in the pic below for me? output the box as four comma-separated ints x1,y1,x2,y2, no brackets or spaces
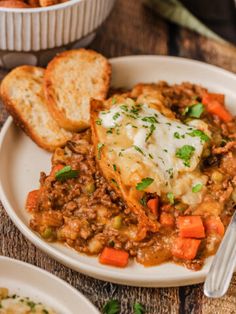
1,0,236,313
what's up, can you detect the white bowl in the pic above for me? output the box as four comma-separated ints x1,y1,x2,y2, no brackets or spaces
0,0,115,67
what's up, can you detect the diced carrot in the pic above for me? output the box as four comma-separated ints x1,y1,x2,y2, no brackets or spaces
50,164,65,177
202,93,225,105
160,212,175,227
202,93,232,123
147,198,159,216
26,190,39,212
204,216,225,237
99,247,129,268
177,216,205,238
172,237,201,260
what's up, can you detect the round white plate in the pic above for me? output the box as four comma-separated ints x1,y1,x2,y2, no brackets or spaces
0,56,236,287
0,256,99,313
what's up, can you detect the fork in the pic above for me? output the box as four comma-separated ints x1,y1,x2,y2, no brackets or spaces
204,211,236,297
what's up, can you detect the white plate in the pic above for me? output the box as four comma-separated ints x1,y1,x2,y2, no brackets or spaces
0,56,236,287
0,256,99,314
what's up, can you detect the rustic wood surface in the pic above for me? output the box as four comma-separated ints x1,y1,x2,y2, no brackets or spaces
1,1,236,313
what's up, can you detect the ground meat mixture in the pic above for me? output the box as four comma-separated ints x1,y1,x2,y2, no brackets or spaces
26,82,236,271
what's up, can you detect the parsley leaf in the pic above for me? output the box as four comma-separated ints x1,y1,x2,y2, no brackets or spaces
134,145,145,156
113,164,117,171
97,143,104,160
112,97,117,105
133,302,145,314
166,168,174,179
184,103,204,118
142,116,158,124
111,179,119,187
103,299,120,314
96,119,102,125
176,145,195,167
188,129,210,142
192,183,203,193
55,166,79,182
139,194,147,207
136,177,154,191
120,105,128,112
174,132,181,139
145,124,156,142
113,112,120,120
167,192,175,204
107,128,113,134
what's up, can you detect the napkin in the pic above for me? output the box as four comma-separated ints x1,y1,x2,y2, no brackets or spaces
144,0,228,44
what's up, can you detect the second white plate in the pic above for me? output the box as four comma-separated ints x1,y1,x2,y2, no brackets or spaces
0,256,99,314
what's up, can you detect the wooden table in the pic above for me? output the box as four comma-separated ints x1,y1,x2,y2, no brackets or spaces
1,1,236,313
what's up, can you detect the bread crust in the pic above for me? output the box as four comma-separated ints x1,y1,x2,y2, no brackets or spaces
0,66,72,152
44,49,111,132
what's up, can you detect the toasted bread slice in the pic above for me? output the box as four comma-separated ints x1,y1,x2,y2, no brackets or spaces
0,66,72,151
44,49,111,132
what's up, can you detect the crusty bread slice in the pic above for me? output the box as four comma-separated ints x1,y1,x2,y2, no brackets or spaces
0,66,72,151
44,49,111,132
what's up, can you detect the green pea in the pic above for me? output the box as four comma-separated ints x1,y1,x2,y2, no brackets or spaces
211,171,223,183
84,182,96,194
42,227,53,239
112,216,122,229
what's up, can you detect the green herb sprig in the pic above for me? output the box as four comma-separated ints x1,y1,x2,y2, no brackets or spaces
136,177,154,191
55,166,79,182
175,145,195,167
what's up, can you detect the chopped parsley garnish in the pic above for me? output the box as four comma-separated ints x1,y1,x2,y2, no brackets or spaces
102,299,120,314
148,153,153,159
163,149,168,153
134,302,145,314
166,122,171,126
188,129,210,142
140,194,147,207
120,105,128,112
55,166,79,182
174,132,181,139
113,164,117,171
111,179,118,187
166,168,174,179
136,177,154,191
167,192,175,204
130,106,140,115
96,119,102,125
113,112,120,120
27,301,36,309
192,183,203,193
184,103,204,118
107,128,113,134
142,116,158,124
97,143,104,160
134,145,145,156
145,124,156,142
112,97,117,105
175,145,195,167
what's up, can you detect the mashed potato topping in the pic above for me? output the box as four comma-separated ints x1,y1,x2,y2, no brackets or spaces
99,98,210,205
0,288,56,314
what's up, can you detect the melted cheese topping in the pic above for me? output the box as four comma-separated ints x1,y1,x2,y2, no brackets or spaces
99,98,210,205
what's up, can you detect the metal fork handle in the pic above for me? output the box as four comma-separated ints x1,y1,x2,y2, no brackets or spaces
204,211,236,298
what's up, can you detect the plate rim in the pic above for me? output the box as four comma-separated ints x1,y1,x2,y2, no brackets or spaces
0,55,236,287
0,255,100,313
